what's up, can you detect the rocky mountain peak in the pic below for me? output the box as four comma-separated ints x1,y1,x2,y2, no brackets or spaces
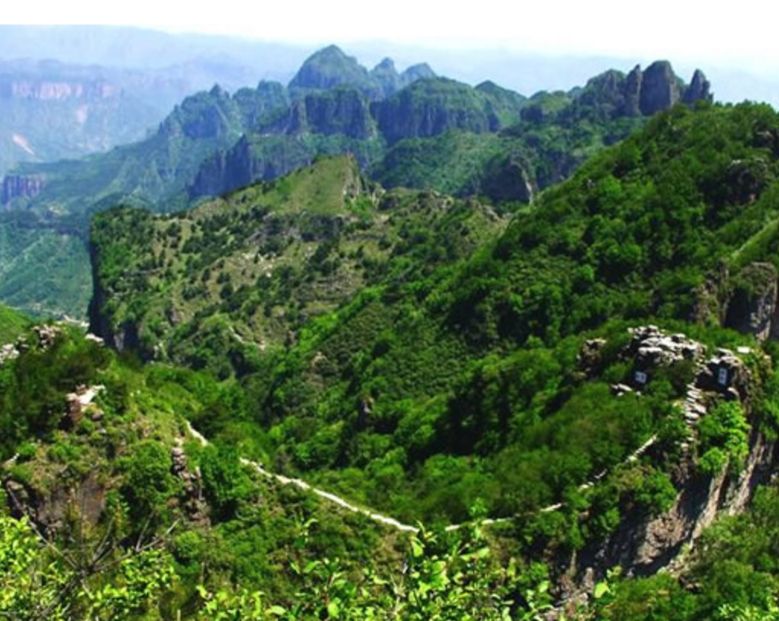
683,69,713,105
373,57,397,73
578,61,710,118
371,57,401,98
400,63,436,84
639,60,682,115
289,45,379,98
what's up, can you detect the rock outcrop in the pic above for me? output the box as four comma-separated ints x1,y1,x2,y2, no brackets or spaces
560,327,776,612
724,262,778,341
579,61,710,118
626,324,705,370
683,69,713,105
171,442,209,525
2,174,44,204
372,77,500,145
639,61,682,115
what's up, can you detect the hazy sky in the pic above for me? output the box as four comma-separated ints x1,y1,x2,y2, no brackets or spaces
3,0,778,76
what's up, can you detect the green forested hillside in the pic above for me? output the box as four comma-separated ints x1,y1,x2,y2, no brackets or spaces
1,319,777,619
90,155,507,377
3,99,779,620
92,102,779,528
244,104,779,518
0,49,709,320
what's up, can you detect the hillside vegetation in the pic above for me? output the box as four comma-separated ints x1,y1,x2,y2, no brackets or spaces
0,49,707,318
92,103,779,540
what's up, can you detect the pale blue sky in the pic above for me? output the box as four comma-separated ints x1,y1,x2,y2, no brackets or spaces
3,0,778,76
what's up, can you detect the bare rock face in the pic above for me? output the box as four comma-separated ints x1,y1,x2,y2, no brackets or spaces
2,174,44,204
4,473,107,537
171,443,209,525
683,69,713,105
639,61,681,115
724,262,779,342
621,65,643,117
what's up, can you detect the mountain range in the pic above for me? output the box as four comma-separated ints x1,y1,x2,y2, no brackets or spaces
2,97,778,619
0,45,711,319
0,28,778,620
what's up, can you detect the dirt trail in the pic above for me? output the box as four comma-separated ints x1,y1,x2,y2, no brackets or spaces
185,421,660,535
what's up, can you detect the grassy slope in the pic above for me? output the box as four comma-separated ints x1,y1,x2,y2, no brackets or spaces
0,304,29,343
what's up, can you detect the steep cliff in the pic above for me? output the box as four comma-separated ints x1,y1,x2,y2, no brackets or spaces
552,327,777,609
1,174,44,204
372,77,511,144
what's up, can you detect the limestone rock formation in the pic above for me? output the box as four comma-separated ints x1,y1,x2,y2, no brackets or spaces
171,442,209,525
626,325,705,369
683,69,713,105
639,61,682,115
2,174,44,204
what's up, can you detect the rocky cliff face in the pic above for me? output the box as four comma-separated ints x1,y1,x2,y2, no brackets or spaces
233,80,289,130
160,85,242,141
0,78,121,101
189,134,315,198
579,61,711,119
1,174,44,204
694,261,779,343
639,61,683,115
559,430,775,602
555,327,777,610
282,88,376,139
373,77,500,145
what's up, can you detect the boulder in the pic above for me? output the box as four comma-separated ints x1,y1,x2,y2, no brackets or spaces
627,325,705,368
576,338,607,378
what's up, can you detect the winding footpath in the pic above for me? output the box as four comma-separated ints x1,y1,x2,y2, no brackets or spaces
184,421,659,536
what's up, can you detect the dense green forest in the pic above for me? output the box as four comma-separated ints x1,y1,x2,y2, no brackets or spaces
48,101,778,617
2,313,778,619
